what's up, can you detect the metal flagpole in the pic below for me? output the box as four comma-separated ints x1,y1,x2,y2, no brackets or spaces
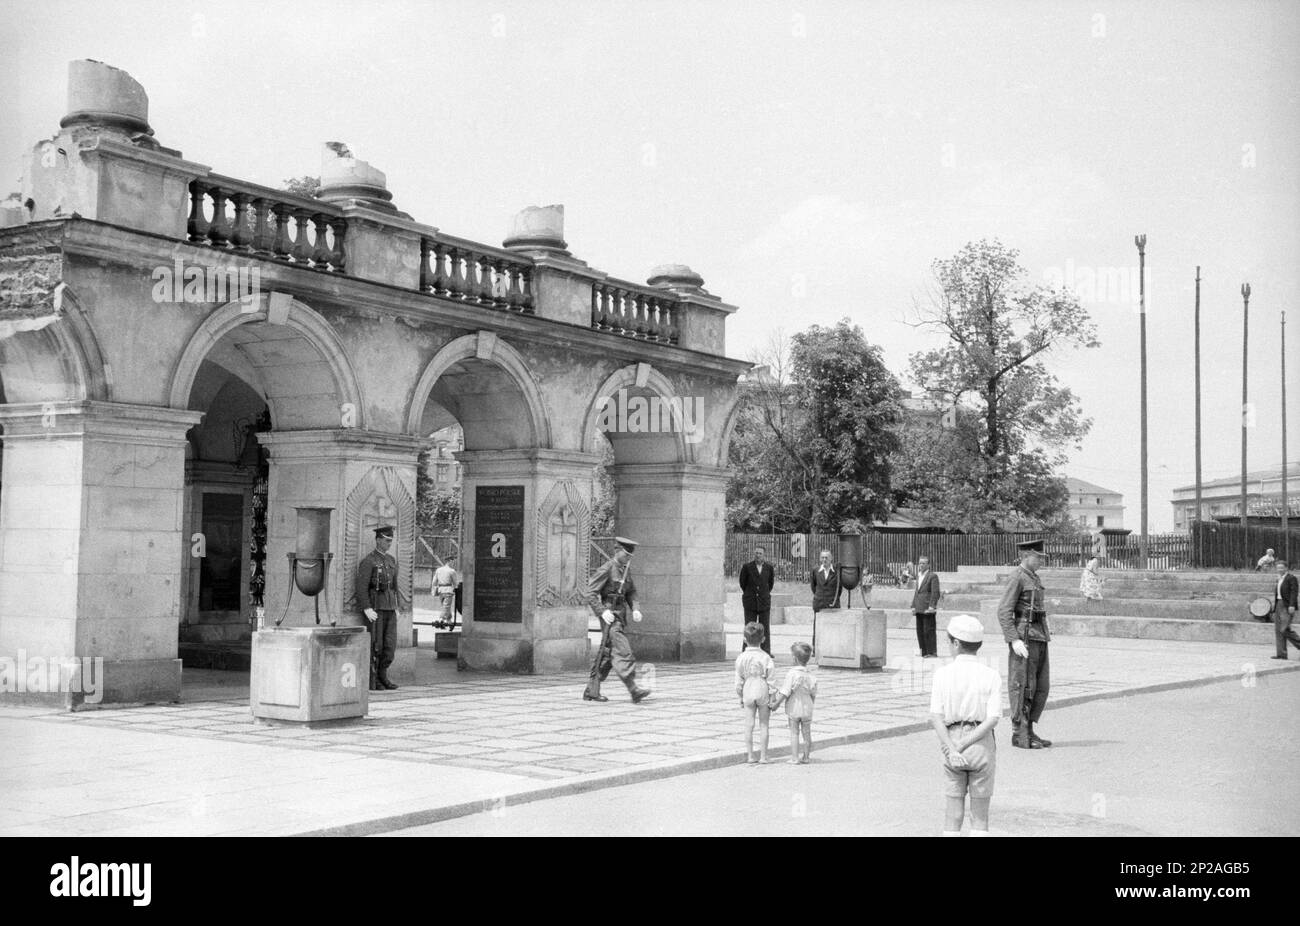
1136,235,1149,569
1283,310,1289,562
1194,266,1202,565
1241,283,1252,565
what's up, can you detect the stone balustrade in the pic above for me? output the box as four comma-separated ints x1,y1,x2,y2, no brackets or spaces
420,234,534,313
187,176,347,273
591,279,681,345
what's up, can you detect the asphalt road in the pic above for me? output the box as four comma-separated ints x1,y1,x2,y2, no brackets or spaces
384,670,1300,837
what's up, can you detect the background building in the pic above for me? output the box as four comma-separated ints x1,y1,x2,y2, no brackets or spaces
1066,476,1125,530
1171,462,1300,529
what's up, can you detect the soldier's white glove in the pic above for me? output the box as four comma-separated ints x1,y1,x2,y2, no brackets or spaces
1011,639,1028,658
632,610,643,623
364,608,378,623
601,609,615,625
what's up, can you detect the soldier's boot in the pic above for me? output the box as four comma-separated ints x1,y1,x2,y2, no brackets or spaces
1012,723,1032,749
378,668,399,690
369,657,382,691
1028,723,1051,748
630,686,651,704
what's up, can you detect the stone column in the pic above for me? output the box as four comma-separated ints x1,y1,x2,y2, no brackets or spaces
0,401,201,707
610,462,729,663
458,449,599,674
258,430,424,646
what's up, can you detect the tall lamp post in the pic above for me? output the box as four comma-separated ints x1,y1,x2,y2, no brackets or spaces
1241,283,1251,563
1283,310,1290,561
1194,267,1203,564
1136,235,1148,568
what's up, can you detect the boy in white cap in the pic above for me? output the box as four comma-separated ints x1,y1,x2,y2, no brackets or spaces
928,613,1002,836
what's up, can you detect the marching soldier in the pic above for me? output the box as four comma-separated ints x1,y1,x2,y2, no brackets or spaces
996,539,1052,749
356,525,399,691
583,536,651,704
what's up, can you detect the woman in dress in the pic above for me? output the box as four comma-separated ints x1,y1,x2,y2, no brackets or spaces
1080,556,1104,601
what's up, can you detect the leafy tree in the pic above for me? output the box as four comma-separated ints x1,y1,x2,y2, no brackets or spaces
728,321,902,531
282,176,320,197
906,239,1097,529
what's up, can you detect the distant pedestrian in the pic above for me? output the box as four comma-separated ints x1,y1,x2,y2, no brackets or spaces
911,555,941,657
1270,560,1300,660
770,641,817,764
433,556,458,627
1257,548,1277,572
900,562,916,587
929,614,1002,837
739,546,775,654
734,622,776,764
1079,556,1104,601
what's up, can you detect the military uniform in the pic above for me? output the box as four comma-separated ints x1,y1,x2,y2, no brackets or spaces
583,537,650,703
356,527,399,690
996,543,1052,749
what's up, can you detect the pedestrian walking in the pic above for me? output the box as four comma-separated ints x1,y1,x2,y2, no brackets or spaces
734,622,776,764
1270,559,1300,660
770,641,817,764
996,539,1052,749
1079,556,1104,601
929,614,1002,837
433,556,458,628
1257,548,1277,572
583,537,651,703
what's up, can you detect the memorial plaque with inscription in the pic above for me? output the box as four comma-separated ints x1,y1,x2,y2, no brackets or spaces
473,485,525,623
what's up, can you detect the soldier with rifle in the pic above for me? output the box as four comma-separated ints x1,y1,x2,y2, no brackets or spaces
996,539,1053,749
583,537,651,704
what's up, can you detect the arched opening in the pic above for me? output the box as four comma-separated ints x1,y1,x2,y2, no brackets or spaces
172,301,362,690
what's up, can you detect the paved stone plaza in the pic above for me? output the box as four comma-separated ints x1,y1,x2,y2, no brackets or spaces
1,628,1293,836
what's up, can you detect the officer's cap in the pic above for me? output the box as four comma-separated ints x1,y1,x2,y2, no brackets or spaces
615,536,638,553
1016,539,1046,557
947,614,984,643
374,525,395,539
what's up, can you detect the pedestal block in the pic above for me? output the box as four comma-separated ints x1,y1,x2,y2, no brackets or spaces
814,608,887,670
250,626,369,723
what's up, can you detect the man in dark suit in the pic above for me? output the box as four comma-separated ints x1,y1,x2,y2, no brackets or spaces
739,546,775,654
1271,559,1300,660
810,549,841,612
911,554,941,658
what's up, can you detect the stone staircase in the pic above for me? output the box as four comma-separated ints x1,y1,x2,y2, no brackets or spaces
725,567,1281,645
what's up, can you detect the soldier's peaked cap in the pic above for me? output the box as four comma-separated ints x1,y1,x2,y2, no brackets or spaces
374,525,395,539
1016,539,1046,555
615,537,638,552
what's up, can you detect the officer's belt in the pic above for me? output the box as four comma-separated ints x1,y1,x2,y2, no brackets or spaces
1015,610,1046,623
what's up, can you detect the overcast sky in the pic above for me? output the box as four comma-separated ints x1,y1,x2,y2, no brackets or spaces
2,0,1296,530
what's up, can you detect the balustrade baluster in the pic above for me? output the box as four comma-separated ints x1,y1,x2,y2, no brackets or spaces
250,198,272,255
449,248,468,297
207,187,231,246
506,264,524,310
228,193,251,250
591,285,603,328
187,182,210,242
291,210,313,263
520,268,534,312
663,303,680,344
476,255,494,304
329,218,347,271
270,203,293,260
429,241,447,293
310,214,333,268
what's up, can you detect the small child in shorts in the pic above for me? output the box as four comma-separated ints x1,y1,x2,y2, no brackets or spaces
770,641,817,763
734,622,776,764
928,614,1002,836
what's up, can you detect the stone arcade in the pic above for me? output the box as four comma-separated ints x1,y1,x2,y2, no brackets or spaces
0,60,747,706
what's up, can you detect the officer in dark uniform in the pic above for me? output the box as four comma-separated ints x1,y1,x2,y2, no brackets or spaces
996,539,1052,749
356,525,399,691
583,536,651,704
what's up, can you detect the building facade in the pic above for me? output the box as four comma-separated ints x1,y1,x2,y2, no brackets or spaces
1065,477,1125,530
1171,463,1300,529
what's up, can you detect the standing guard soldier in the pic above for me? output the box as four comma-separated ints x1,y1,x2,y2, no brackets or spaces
996,539,1052,749
357,525,399,691
583,536,651,704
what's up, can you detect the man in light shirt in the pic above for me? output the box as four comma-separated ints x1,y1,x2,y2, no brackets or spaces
929,614,1001,837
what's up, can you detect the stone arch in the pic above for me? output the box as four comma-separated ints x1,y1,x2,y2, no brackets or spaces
404,331,551,448
715,395,747,468
583,361,692,464
167,293,364,429
0,284,110,403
